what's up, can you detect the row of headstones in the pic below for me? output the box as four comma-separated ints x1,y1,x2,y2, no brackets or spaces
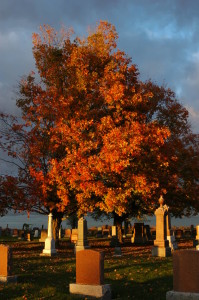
41,206,198,258
39,222,196,243
1,207,199,299
0,227,40,239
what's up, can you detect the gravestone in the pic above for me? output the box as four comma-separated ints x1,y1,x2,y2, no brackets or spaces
18,230,25,239
150,226,156,239
195,225,199,249
88,227,98,237
110,226,121,256
64,228,72,238
108,225,112,238
110,226,120,247
102,225,110,237
152,196,171,257
166,250,199,299
71,229,78,244
144,225,152,241
27,233,31,241
190,225,196,238
34,229,39,238
0,244,17,282
96,227,103,238
41,213,57,256
5,227,11,237
166,210,178,251
184,229,192,238
175,229,183,239
123,219,130,238
126,226,133,237
131,223,146,244
69,250,111,299
112,226,117,237
110,226,117,245
12,229,18,237
39,229,48,242
113,247,122,256
76,217,89,252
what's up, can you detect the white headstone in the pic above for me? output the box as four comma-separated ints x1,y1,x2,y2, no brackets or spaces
76,217,89,252
42,213,57,256
34,230,39,238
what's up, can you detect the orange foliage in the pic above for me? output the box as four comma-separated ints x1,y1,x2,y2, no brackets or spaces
1,21,199,219
28,21,172,216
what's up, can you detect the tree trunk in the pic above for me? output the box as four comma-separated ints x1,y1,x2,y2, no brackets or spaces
52,210,63,247
113,212,123,244
67,213,78,229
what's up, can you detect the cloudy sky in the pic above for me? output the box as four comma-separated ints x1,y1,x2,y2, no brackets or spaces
1,0,199,131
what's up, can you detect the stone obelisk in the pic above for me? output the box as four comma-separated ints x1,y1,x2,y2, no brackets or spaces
42,213,57,256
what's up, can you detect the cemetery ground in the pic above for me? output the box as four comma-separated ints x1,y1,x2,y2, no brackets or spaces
0,237,193,300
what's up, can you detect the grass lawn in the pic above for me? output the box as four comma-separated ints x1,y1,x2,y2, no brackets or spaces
0,237,193,300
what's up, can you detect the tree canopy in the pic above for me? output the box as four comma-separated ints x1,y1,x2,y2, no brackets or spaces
1,21,199,224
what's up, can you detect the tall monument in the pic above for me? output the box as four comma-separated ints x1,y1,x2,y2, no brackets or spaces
152,196,171,257
42,213,57,256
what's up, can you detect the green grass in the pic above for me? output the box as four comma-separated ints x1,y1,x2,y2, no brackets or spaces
0,239,193,300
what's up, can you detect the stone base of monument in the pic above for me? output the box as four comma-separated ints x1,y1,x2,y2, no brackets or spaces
0,275,17,283
40,238,57,256
69,283,111,300
166,291,199,300
152,246,171,257
167,235,178,251
110,236,120,247
113,247,122,257
40,250,57,256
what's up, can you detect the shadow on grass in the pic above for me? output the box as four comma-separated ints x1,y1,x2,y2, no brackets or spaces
0,273,172,300
0,258,77,300
107,274,172,300
106,276,173,300
104,253,172,300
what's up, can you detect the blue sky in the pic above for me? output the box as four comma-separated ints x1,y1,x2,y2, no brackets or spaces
0,0,199,131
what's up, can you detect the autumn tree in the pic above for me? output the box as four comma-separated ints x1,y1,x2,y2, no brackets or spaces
28,23,169,240
41,22,199,240
0,99,78,241
1,21,199,243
